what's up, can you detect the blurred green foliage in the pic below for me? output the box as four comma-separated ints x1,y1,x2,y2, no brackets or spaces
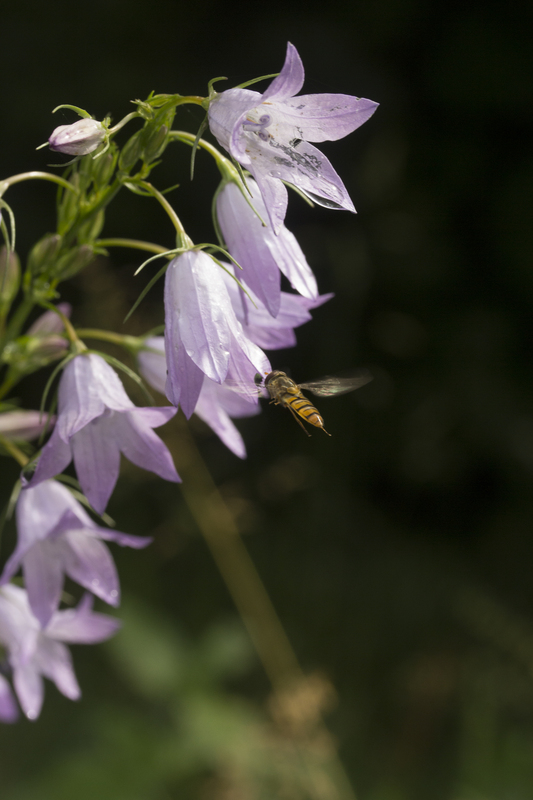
1,0,532,798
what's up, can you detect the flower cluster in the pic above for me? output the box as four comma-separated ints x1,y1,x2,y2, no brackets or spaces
0,42,376,721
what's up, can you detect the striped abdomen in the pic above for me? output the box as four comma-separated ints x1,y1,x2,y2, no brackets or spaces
280,390,326,430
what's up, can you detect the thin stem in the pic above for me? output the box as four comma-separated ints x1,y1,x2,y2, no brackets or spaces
0,434,29,467
97,238,169,255
0,171,76,195
0,293,34,353
75,328,142,350
137,181,189,244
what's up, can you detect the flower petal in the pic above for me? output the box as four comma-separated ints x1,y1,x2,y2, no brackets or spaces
62,530,120,607
165,340,205,416
0,674,19,723
23,540,65,628
13,663,44,720
113,411,180,484
262,42,305,102
71,416,121,514
276,93,379,143
47,594,121,644
29,425,73,487
37,637,81,700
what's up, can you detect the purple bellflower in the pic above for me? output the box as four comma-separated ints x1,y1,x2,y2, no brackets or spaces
49,118,106,156
0,674,18,723
29,353,180,514
0,584,120,720
216,178,318,317
208,42,378,233
0,479,151,627
138,337,260,459
164,250,270,417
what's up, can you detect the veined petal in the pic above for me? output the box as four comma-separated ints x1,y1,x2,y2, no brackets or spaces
247,167,288,234
271,227,318,298
88,526,152,549
47,594,121,644
36,637,80,701
71,416,121,515
86,354,135,411
216,181,281,316
114,412,180,484
129,405,177,429
62,530,120,607
29,425,72,487
165,251,232,383
165,341,205,417
194,378,260,459
275,94,379,143
13,663,44,720
56,356,108,438
23,540,65,628
261,42,305,102
137,337,167,396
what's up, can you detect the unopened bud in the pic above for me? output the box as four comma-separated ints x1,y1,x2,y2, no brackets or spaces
49,118,106,156
0,410,54,442
53,244,95,279
0,247,20,309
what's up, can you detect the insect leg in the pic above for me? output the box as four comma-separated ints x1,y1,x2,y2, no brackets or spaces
286,404,312,437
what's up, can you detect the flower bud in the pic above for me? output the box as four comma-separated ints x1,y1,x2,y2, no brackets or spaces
0,246,20,310
0,410,54,442
49,118,106,156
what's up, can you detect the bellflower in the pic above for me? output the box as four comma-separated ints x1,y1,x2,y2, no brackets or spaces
0,674,18,723
208,42,378,232
164,250,270,417
216,178,318,317
0,409,54,442
30,353,180,514
48,118,106,156
0,479,151,627
138,337,260,459
0,584,120,720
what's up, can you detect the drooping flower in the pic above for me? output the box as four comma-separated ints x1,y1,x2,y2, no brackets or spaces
49,118,106,156
208,42,378,232
216,178,318,317
164,250,270,417
0,584,120,720
138,337,260,459
0,479,151,627
29,353,180,514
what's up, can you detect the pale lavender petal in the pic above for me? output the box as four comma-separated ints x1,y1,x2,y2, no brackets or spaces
166,252,232,382
0,410,54,442
137,337,167,395
249,169,289,234
165,342,205,417
71,416,121,514
226,348,269,402
86,354,135,411
229,326,271,379
194,379,260,459
245,323,297,350
216,182,281,316
56,356,108,438
262,42,305,102
89,527,152,549
251,139,355,215
29,425,72,487
47,595,121,643
114,412,180,484
0,674,18,722
26,303,71,335
273,227,318,298
1,481,75,584
13,663,44,720
23,540,65,628
130,406,177,429
208,87,260,156
62,530,120,606
37,638,80,700
277,94,379,143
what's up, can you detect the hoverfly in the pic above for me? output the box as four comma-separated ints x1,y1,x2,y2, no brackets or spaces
259,370,372,436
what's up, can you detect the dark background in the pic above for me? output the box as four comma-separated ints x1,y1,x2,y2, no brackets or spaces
1,1,532,798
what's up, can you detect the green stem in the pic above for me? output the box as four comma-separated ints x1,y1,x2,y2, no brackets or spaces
0,434,29,467
137,181,189,244
0,293,34,353
0,171,76,196
96,238,169,255
75,328,142,351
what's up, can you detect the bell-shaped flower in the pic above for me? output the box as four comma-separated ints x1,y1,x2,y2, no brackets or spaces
29,353,180,514
208,42,378,233
0,584,120,720
138,337,260,459
0,479,151,627
164,250,270,417
216,178,318,317
49,118,106,156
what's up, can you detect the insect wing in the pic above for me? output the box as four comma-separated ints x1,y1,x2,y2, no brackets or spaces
298,370,373,397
